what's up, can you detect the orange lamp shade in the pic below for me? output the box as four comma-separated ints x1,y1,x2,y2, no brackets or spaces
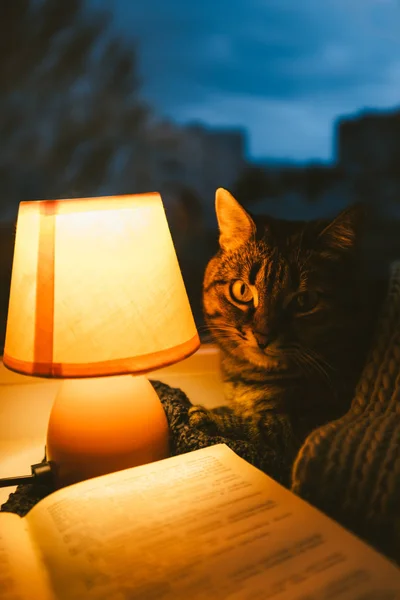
3,193,200,378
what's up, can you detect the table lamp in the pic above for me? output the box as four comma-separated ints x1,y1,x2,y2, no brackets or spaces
2,193,200,488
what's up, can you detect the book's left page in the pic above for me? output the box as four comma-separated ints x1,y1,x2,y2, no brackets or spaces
0,512,54,600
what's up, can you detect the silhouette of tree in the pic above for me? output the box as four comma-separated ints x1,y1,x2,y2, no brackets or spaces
0,0,149,217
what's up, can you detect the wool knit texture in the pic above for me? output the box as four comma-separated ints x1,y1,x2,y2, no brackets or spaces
291,260,400,563
2,262,400,563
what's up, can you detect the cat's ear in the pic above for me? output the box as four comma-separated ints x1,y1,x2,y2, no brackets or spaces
317,203,364,253
215,188,256,252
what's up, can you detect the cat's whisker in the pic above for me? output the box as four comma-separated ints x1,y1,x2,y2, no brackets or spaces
284,342,335,383
299,350,335,392
203,324,239,332
214,333,239,340
204,324,247,341
302,350,328,378
205,327,238,334
303,354,327,381
305,346,336,374
285,349,312,377
295,353,324,384
203,326,246,345
283,343,330,387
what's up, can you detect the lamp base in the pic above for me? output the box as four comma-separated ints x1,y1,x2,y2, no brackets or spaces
46,375,170,488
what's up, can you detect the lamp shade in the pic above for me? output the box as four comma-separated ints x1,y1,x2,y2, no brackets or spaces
3,193,200,377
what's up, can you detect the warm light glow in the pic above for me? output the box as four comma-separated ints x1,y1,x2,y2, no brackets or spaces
46,374,170,486
4,193,200,377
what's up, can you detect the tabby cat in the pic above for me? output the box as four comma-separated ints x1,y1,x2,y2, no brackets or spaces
192,188,382,447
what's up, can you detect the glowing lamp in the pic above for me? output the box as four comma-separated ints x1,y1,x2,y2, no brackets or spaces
3,193,200,487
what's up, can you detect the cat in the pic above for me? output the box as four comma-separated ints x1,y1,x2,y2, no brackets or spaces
189,187,384,451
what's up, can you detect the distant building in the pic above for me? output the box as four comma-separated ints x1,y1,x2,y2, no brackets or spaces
122,120,247,226
335,108,400,176
335,108,400,209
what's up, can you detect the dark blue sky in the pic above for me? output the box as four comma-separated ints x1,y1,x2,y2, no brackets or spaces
95,0,400,161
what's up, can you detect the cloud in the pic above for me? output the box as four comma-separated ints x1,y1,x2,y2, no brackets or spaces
95,0,400,159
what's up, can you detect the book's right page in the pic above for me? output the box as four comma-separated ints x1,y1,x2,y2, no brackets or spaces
26,443,400,600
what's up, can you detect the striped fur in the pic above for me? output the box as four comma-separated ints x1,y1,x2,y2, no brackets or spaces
201,188,382,443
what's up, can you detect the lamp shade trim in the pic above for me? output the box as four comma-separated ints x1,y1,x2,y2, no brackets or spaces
3,332,201,378
34,201,56,367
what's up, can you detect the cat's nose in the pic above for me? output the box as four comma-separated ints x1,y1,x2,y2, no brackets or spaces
253,331,274,349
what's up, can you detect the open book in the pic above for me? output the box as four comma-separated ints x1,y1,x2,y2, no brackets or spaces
1,444,399,600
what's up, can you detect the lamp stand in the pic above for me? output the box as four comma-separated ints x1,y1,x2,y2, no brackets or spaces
46,375,170,488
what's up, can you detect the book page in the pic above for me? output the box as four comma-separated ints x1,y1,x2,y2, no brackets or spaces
0,511,54,600
26,443,400,600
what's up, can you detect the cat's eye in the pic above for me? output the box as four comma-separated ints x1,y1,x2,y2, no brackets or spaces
230,280,253,304
292,291,320,315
